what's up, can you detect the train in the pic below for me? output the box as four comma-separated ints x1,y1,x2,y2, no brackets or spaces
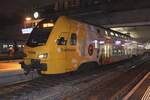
20,16,145,75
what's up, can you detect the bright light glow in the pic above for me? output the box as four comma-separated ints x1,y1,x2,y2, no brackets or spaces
38,53,48,59
48,23,54,27
39,55,44,59
132,41,137,44
9,45,13,47
92,40,98,48
34,12,39,19
105,31,108,35
99,41,105,44
115,33,119,37
43,23,54,28
138,45,144,48
25,17,32,21
121,44,125,47
95,40,98,48
18,45,21,48
111,28,128,34
104,45,107,57
21,28,33,34
3,45,8,48
115,40,121,45
145,43,150,49
110,32,114,36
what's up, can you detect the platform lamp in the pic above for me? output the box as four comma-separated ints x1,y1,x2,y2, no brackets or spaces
34,12,39,19
25,16,32,21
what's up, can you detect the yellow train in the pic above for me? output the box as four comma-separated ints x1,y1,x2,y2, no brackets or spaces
20,16,145,75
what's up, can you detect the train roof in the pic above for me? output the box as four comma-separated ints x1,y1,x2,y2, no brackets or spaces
43,16,133,40
70,17,133,40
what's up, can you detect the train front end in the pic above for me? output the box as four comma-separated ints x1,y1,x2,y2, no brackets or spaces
20,19,55,75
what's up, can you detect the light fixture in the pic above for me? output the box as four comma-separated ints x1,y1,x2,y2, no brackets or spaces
115,40,121,45
21,28,33,34
38,53,48,59
25,17,32,21
99,41,105,44
110,32,114,36
43,23,54,28
34,12,39,19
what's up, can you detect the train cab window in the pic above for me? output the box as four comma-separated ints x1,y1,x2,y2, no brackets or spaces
70,33,77,45
27,19,55,47
57,37,66,45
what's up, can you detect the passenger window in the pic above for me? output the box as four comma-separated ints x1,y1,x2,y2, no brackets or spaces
70,33,77,45
113,49,117,56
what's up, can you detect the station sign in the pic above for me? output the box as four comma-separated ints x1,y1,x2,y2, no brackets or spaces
21,28,33,34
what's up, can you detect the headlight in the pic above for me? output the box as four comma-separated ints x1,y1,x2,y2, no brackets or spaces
38,53,48,59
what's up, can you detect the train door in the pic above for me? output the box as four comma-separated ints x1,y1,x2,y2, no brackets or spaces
98,47,104,65
66,22,87,71
98,40,111,65
66,32,79,71
104,43,111,64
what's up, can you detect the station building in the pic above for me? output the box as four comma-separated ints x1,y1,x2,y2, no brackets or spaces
0,24,27,55
54,0,104,11
0,40,25,54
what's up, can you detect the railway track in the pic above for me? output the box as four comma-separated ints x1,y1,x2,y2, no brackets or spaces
0,70,39,88
0,56,149,100
63,56,150,100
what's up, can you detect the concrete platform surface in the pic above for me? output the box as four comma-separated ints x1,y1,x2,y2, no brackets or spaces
124,72,150,100
0,62,21,70
0,62,38,87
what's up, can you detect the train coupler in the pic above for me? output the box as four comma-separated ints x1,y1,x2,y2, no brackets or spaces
20,60,47,75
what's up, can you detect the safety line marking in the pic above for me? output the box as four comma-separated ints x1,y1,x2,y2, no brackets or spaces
123,72,150,100
141,86,150,100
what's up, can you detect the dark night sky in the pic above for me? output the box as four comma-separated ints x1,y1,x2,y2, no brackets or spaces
0,0,150,41
0,0,54,28
0,0,54,14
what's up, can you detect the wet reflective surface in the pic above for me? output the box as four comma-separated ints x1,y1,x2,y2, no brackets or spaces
0,62,21,71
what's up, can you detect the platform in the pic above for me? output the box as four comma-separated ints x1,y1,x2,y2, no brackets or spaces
0,62,21,70
0,62,38,87
0,53,23,61
124,72,150,100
